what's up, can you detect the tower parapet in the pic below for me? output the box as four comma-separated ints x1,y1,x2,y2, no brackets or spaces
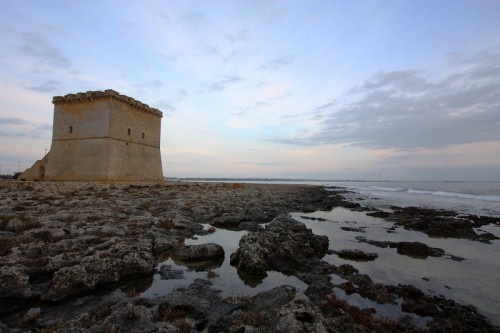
52,89,163,118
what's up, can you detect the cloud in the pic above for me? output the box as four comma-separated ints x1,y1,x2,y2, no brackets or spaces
232,91,292,117
260,55,295,69
0,117,52,138
272,46,500,150
28,80,61,93
355,70,429,93
225,29,249,43
208,75,243,91
18,32,70,69
255,162,280,166
181,11,205,26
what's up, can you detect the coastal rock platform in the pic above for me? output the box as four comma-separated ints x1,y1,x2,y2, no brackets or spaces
0,181,499,332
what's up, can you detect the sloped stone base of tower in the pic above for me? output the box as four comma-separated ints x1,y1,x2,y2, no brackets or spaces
18,154,50,181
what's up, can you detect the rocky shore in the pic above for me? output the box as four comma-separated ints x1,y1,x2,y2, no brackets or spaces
1,181,499,332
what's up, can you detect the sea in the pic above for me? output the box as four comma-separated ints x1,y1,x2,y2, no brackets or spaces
212,180,500,217
323,180,500,217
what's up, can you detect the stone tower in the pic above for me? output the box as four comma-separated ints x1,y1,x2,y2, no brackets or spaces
20,89,163,182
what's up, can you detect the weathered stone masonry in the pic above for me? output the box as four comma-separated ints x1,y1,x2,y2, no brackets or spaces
20,89,164,182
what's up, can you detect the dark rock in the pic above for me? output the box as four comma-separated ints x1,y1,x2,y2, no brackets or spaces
357,237,464,261
300,216,327,222
384,206,500,242
230,217,329,276
333,264,359,278
340,226,366,233
238,222,264,232
355,236,390,248
244,286,328,332
389,241,445,258
305,280,334,306
43,238,155,301
366,211,390,218
401,297,440,316
342,202,362,209
245,206,271,222
158,265,184,280
158,279,237,331
171,243,224,262
211,214,246,226
334,249,377,261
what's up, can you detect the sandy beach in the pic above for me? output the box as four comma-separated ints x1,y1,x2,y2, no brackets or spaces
1,181,499,332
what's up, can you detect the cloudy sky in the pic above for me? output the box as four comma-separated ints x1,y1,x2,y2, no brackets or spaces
1,0,499,180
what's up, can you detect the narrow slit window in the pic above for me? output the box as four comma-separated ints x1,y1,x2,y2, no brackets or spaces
69,126,73,134
142,132,145,139
128,128,131,135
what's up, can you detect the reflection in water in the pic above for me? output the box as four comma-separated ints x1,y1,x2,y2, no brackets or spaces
140,207,500,325
140,226,307,298
171,257,224,272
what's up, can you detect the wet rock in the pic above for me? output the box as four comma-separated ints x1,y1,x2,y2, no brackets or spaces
43,239,155,301
356,237,465,261
234,285,327,333
230,217,329,276
238,221,264,232
171,218,205,233
158,265,184,280
245,206,271,222
340,226,366,233
355,236,390,248
389,241,445,258
300,216,327,222
148,231,176,255
275,293,327,333
4,218,27,233
333,249,378,261
171,243,224,262
0,266,32,298
211,214,246,226
366,211,391,218
401,297,440,316
384,206,500,242
158,278,237,331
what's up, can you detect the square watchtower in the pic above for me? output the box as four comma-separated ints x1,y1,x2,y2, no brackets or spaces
21,89,163,182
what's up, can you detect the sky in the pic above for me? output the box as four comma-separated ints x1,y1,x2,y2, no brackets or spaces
0,0,499,181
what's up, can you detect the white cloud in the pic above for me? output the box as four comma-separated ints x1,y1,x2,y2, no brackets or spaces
273,46,500,150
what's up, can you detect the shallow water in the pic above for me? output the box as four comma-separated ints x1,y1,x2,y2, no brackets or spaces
141,226,307,298
292,207,500,325
141,205,500,325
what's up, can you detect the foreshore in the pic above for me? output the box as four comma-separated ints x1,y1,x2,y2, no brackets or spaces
1,181,499,332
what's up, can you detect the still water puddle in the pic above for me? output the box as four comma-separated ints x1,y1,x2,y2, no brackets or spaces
141,226,307,298
141,207,500,325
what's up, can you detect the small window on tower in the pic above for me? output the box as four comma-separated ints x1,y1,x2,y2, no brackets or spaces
69,126,73,134
128,128,131,135
142,132,145,139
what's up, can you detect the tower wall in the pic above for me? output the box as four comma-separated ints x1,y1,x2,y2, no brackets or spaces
45,100,111,181
21,90,164,182
105,97,163,181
